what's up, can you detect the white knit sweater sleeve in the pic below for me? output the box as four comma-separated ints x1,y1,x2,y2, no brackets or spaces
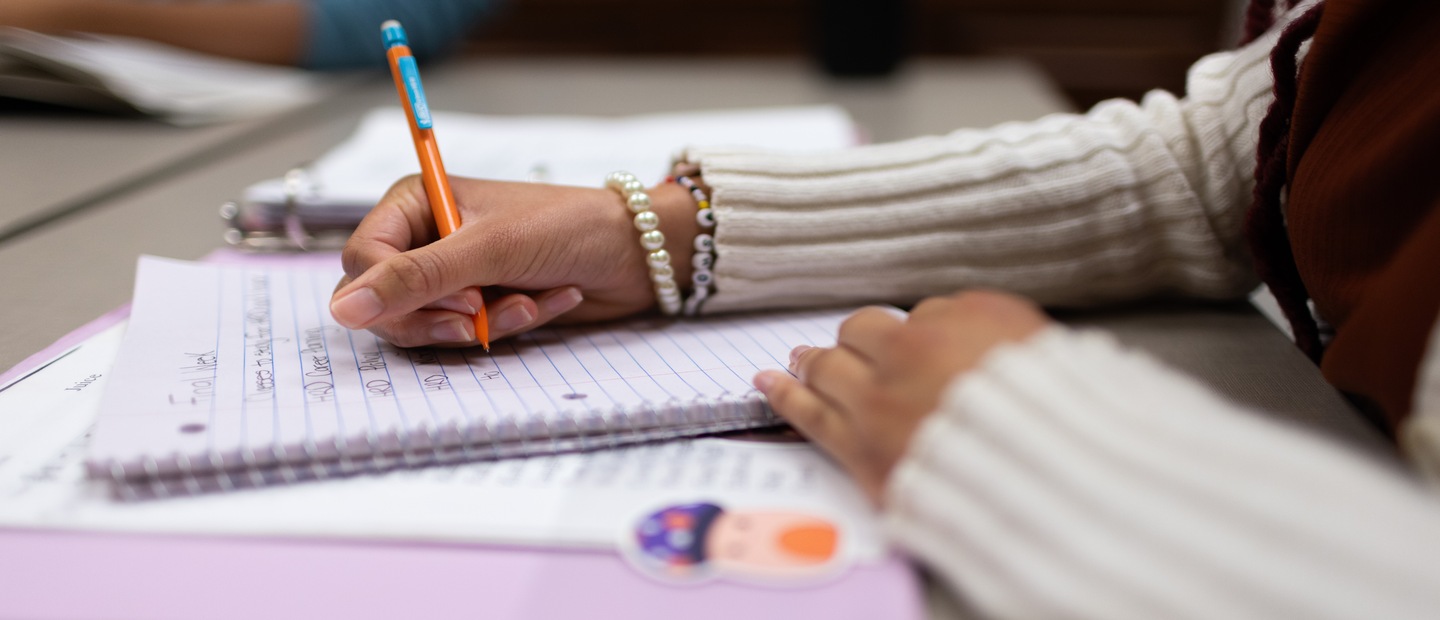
885,323,1440,620
682,10,1312,313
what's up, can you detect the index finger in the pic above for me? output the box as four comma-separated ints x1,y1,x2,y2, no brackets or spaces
836,305,907,362
340,175,436,281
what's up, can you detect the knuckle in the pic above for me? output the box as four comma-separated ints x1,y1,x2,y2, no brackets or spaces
951,289,1033,315
837,310,874,342
341,242,367,278
884,325,937,363
800,348,841,383
909,296,955,319
372,324,419,349
793,346,823,379
386,251,442,300
844,306,899,335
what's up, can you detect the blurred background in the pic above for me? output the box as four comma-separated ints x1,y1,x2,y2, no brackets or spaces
464,0,1248,109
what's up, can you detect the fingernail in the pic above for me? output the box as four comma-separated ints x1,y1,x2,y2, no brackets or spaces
494,304,535,332
331,288,384,328
753,371,778,392
434,293,477,315
789,345,811,368
540,287,584,315
429,318,472,343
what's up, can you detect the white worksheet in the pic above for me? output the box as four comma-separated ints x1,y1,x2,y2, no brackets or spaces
0,321,881,559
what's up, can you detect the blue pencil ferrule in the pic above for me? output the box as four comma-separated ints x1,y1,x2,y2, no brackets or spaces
397,56,432,129
381,21,408,49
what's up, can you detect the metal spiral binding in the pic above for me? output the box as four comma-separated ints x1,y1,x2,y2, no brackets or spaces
210,450,235,492
105,387,786,500
175,452,203,495
302,438,329,482
272,443,299,485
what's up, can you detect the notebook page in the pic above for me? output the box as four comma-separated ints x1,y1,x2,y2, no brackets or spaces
87,257,849,484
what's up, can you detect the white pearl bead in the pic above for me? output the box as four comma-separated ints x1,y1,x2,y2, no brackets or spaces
654,279,678,293
647,249,671,269
650,264,674,281
695,208,715,228
692,252,713,270
640,230,665,250
626,192,652,213
661,300,682,316
693,233,714,252
621,179,644,195
633,211,660,232
605,171,635,191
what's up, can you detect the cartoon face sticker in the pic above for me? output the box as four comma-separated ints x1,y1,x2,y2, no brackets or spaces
624,502,851,584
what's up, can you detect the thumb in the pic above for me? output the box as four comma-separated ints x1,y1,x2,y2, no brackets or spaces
330,236,478,330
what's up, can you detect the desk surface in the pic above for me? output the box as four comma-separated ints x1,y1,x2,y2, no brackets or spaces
0,55,1391,620
0,74,371,244
0,57,1072,373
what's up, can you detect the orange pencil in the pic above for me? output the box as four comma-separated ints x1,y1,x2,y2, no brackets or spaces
382,20,489,351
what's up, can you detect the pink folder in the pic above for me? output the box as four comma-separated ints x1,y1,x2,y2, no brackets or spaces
0,252,924,620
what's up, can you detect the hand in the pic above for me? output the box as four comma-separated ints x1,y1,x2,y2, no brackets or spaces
331,175,698,347
753,291,1051,503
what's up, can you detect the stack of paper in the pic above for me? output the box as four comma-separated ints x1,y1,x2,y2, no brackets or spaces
233,105,859,232
0,28,327,125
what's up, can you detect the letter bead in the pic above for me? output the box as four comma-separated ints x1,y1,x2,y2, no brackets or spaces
695,208,716,228
693,233,715,252
692,252,714,270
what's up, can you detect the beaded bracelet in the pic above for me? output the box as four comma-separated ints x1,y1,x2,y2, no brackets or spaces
606,171,682,316
674,175,716,316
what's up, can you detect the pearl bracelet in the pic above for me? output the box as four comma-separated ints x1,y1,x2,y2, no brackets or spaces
606,171,682,316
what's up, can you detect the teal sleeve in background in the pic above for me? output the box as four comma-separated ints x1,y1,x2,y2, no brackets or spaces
303,0,497,70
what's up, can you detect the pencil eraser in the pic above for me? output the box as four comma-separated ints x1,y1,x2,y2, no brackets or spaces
381,20,407,48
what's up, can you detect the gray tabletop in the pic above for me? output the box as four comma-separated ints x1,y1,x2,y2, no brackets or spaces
0,56,1073,373
0,55,1390,620
0,104,283,243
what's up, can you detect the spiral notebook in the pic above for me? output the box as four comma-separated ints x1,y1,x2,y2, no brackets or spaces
87,257,849,499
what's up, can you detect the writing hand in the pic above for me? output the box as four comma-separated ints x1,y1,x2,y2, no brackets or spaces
330,175,697,347
753,291,1050,503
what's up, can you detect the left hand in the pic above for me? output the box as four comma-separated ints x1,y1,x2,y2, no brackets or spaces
753,290,1051,504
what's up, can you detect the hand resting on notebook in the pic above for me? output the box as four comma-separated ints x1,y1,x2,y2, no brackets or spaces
757,293,1049,502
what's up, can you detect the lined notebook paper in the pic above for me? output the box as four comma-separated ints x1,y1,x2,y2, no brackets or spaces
87,257,851,498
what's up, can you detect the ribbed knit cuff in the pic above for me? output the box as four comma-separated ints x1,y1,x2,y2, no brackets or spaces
882,326,1440,619
677,23,1294,314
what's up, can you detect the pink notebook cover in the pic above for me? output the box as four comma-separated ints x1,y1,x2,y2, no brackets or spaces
0,250,924,620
